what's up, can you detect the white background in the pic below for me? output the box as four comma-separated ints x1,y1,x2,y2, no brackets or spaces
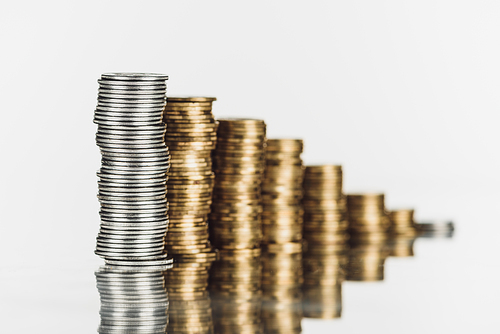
0,1,499,333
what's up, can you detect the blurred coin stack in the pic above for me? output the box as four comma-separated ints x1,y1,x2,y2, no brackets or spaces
302,165,349,319
415,221,455,238
210,249,262,334
260,139,304,334
261,243,303,334
210,118,267,249
162,97,217,257
164,252,217,334
96,266,170,334
261,139,304,244
94,73,171,266
302,166,349,246
388,209,417,257
346,194,391,281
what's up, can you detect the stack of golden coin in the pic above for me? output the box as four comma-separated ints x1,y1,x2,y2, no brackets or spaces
302,165,349,245
210,249,262,334
261,139,304,244
209,118,267,249
388,209,417,257
261,243,303,334
346,193,391,281
164,251,217,334
302,243,348,319
162,97,217,256
260,139,304,333
302,165,349,319
346,193,391,237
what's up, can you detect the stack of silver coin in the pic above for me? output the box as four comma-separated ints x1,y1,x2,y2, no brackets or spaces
96,266,171,334
94,73,171,266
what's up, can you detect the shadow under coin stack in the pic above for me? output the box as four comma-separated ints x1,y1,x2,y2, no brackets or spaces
388,209,418,257
209,119,266,334
210,249,262,334
162,97,217,257
346,194,391,281
260,139,304,334
302,165,349,319
94,73,172,268
164,252,217,334
95,264,172,334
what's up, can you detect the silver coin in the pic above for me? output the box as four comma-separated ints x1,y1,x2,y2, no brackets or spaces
97,142,167,149
94,265,163,280
98,145,167,153
99,151,169,159
97,94,166,100
100,212,167,219
99,204,168,212
98,179,166,187
97,171,166,180
98,233,165,241
98,199,168,207
99,221,169,228
99,214,168,222
98,184,166,192
94,111,165,118
99,213,167,221
99,205,167,213
98,78,167,86
95,251,165,259
94,119,161,126
101,73,169,81
94,115,164,123
96,171,169,179
100,157,170,166
96,239,165,247
96,134,166,142
101,161,170,168
105,256,172,266
99,228,168,235
97,279,165,286
97,99,165,107
98,86,167,93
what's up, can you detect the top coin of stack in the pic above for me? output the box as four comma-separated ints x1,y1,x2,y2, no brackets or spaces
302,165,349,245
347,193,391,240
210,118,267,250
162,97,217,256
94,73,172,268
261,139,304,244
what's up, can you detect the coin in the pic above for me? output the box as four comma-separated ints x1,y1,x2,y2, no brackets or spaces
94,73,170,263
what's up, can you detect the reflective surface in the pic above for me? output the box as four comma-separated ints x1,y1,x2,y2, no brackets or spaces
3,214,500,334
93,229,453,334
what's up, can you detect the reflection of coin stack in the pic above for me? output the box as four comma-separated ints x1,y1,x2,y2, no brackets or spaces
302,244,348,319
346,194,391,281
388,209,417,257
260,139,304,334
210,118,267,249
96,266,171,334
164,252,217,334
162,97,217,256
210,249,262,334
302,165,348,319
94,73,172,266
261,243,303,333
